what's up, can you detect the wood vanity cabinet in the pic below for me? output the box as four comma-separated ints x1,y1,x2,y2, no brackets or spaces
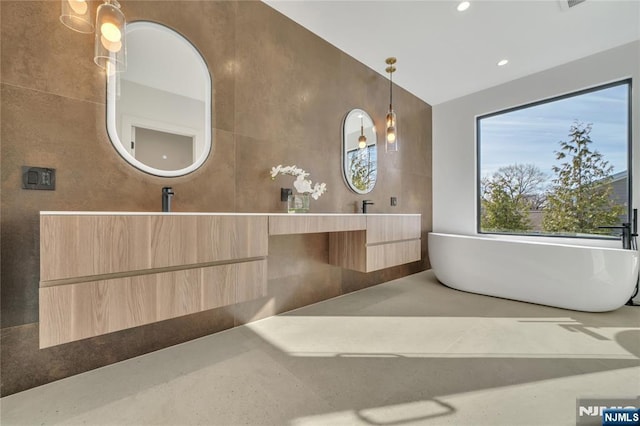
329,215,421,272
39,213,421,348
268,213,422,272
39,214,268,348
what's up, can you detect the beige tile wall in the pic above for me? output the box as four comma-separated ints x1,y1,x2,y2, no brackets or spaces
0,0,432,395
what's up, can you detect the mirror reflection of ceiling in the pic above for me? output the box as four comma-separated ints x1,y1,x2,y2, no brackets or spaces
344,115,376,152
124,24,206,101
263,0,640,105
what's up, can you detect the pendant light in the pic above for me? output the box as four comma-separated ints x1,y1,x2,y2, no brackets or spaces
385,57,398,153
358,116,367,149
94,0,126,75
60,0,94,33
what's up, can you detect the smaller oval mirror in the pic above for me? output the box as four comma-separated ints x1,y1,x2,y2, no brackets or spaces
106,21,212,177
342,109,378,194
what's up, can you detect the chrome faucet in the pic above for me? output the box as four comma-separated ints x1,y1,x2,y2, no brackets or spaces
162,187,174,212
362,200,374,214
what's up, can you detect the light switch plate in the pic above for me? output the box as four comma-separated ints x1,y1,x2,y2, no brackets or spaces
22,166,55,190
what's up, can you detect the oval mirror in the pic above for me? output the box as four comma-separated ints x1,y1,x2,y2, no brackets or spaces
342,109,377,194
106,21,212,177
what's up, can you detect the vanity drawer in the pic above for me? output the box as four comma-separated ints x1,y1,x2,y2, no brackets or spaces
40,215,269,282
366,240,421,272
366,215,421,244
39,259,267,348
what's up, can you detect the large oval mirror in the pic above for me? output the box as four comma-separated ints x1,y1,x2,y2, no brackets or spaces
106,21,212,177
342,109,377,194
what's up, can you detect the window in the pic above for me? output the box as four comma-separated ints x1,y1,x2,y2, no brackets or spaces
477,80,631,238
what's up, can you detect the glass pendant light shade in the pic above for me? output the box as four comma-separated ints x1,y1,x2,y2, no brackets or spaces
385,57,399,153
94,0,126,74
386,108,398,152
60,0,94,33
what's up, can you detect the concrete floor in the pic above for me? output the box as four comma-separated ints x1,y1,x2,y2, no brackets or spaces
2,270,639,426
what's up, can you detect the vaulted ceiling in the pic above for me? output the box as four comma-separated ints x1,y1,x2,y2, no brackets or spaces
263,0,640,105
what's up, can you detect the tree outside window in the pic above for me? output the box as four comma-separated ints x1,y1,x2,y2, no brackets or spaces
478,80,630,238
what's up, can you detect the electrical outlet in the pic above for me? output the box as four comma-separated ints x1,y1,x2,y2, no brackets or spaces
391,196,397,206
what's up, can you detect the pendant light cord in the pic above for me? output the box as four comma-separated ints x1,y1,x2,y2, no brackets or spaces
385,57,396,111
389,69,393,109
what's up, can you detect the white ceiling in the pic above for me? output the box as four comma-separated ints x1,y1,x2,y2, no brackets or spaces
263,0,640,105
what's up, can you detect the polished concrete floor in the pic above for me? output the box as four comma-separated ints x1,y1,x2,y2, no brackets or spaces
2,270,639,426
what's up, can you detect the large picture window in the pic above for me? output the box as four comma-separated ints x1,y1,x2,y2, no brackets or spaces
477,80,631,238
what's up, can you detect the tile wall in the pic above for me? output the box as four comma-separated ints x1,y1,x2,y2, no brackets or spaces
0,0,432,395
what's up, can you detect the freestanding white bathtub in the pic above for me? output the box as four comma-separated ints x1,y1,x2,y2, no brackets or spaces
428,232,639,312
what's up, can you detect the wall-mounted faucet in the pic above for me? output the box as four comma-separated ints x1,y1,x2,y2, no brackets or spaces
598,223,632,249
598,209,638,250
362,200,374,214
162,187,174,212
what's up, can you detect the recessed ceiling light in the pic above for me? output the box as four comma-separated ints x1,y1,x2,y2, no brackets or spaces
497,59,509,66
457,1,470,12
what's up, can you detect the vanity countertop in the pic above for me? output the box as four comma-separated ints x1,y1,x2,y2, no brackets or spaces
40,212,421,217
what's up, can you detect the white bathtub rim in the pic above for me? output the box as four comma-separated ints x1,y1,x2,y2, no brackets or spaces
429,231,635,253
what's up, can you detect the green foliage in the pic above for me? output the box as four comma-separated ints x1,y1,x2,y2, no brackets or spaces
349,149,376,192
480,164,546,232
481,184,531,232
542,122,625,234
